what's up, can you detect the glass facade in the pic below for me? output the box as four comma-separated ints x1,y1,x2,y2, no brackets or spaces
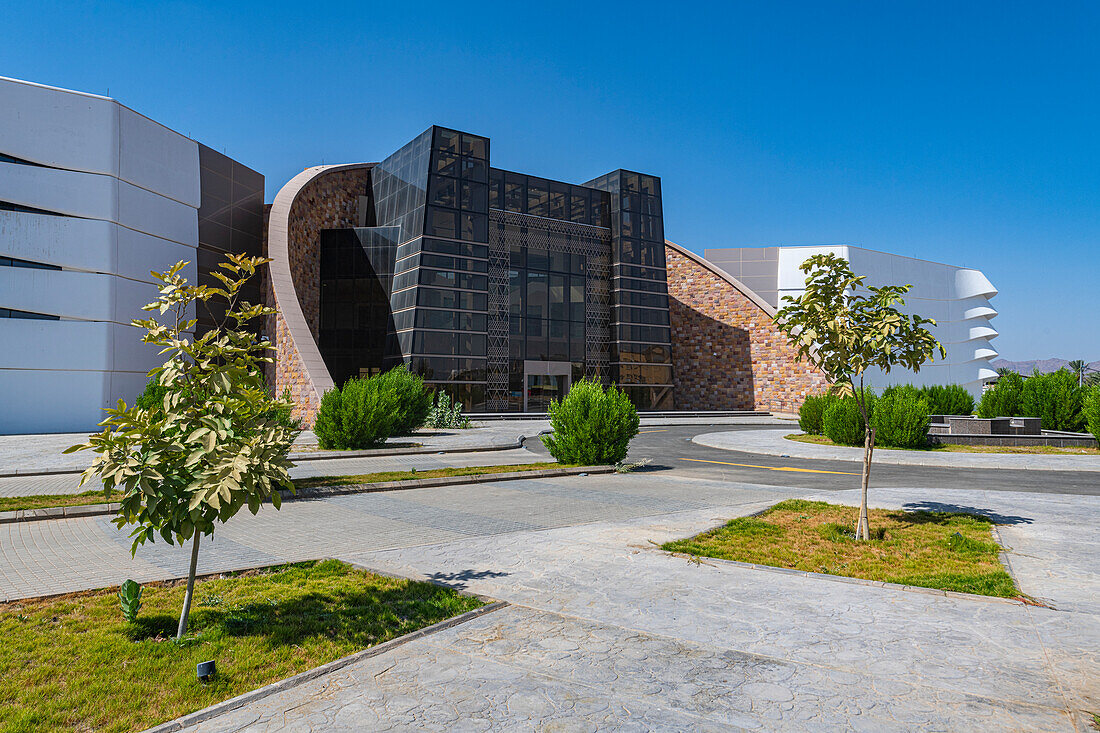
316,126,673,412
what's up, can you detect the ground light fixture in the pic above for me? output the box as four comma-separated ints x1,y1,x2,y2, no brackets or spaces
197,660,216,682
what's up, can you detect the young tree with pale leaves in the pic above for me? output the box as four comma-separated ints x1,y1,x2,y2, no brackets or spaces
67,255,299,639
775,253,944,540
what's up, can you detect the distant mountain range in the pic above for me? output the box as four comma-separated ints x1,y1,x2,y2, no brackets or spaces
990,358,1100,375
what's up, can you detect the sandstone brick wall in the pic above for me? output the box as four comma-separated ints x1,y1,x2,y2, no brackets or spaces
665,245,827,413
266,167,372,425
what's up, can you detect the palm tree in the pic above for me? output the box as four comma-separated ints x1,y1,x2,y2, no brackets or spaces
1068,360,1088,387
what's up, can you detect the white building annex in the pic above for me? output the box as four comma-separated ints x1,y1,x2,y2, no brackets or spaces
0,76,263,434
705,245,999,396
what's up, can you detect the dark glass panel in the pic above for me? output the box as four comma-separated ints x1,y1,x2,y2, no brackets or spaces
460,212,488,242
527,178,548,216
461,157,488,183
549,274,566,321
509,269,524,316
569,192,588,224
548,183,568,219
526,271,548,318
461,180,487,211
426,207,457,238
549,249,569,273
429,176,458,208
504,174,525,212
461,134,487,159
526,247,548,271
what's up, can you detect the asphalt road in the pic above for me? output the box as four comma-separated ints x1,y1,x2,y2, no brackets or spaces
525,424,1100,496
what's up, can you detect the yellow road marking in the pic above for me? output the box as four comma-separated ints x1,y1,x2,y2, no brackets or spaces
681,457,859,476
638,429,668,434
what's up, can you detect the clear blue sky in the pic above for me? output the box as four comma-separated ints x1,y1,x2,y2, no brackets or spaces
3,1,1097,361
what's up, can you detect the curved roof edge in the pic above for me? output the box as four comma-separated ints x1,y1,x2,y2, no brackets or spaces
664,239,778,317
268,162,375,399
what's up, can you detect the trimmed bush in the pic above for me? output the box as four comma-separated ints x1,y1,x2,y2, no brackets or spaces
798,394,836,435
373,365,431,435
1084,387,1100,443
977,372,1024,418
920,384,974,416
541,379,639,465
871,391,930,448
882,383,974,416
135,376,169,412
314,377,399,450
1018,369,1085,432
823,397,869,447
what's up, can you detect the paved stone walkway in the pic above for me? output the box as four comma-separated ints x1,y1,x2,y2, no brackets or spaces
694,427,1100,472
179,485,1096,732
0,447,548,498
2,465,1094,729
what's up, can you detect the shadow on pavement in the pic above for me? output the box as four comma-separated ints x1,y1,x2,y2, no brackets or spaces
427,569,511,589
902,501,1034,525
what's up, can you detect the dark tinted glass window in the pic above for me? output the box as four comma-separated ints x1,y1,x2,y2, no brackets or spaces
549,274,567,321
526,271,547,318
426,207,457,238
527,179,548,216
429,176,458,208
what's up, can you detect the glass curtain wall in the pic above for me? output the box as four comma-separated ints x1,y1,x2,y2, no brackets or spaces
585,170,674,409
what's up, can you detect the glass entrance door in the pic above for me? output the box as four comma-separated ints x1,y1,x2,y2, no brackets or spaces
522,360,572,413
526,374,568,412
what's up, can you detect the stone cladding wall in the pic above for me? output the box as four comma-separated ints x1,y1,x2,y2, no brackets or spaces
665,246,827,413
266,169,371,425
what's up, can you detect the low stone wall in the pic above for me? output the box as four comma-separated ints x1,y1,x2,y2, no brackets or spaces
927,433,1098,449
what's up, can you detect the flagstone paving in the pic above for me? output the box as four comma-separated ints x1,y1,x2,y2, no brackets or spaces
139,480,1096,731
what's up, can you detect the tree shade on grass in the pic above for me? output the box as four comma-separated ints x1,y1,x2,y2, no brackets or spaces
662,499,1018,597
0,561,483,733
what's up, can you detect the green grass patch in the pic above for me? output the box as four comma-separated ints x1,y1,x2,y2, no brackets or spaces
786,432,1099,455
0,490,114,513
662,499,1018,597
0,560,483,732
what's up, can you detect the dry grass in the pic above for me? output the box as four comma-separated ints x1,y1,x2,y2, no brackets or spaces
662,499,1018,597
785,433,1099,455
0,560,483,732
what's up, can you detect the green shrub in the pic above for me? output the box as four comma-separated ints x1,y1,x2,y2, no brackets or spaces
977,371,1024,418
373,365,431,435
135,376,168,412
883,384,974,416
798,394,836,435
426,391,470,429
871,391,930,448
541,379,639,465
1018,369,1085,432
314,377,399,450
920,384,975,416
1084,387,1100,443
823,396,869,447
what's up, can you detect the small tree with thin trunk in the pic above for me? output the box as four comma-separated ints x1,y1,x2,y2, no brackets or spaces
66,255,298,639
775,253,944,540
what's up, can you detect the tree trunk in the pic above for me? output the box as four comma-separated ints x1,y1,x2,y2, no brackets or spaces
176,532,201,640
856,426,875,540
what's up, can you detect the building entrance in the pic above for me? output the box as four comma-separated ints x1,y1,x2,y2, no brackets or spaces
523,360,572,412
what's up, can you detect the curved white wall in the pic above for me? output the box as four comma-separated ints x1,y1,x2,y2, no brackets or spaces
774,245,999,396
0,76,203,434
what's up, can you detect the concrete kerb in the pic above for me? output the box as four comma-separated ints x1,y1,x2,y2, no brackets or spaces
693,427,1100,472
141,568,508,733
0,465,613,526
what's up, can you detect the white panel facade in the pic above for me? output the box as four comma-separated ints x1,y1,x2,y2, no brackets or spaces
0,77,203,434
770,245,999,396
